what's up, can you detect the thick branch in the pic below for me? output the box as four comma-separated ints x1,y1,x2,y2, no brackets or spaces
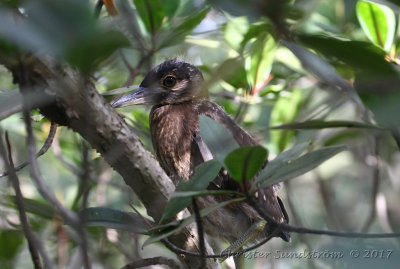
1,56,220,269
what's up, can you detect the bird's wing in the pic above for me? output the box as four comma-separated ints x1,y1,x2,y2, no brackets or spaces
197,100,290,241
197,100,257,147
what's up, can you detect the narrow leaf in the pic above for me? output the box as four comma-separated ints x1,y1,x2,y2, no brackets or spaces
251,142,311,192
254,145,346,190
158,8,209,49
160,159,221,222
5,196,55,220
270,120,384,130
82,207,150,233
171,190,242,198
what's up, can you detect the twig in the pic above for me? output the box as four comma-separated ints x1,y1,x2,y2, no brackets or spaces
192,198,206,268
361,136,381,232
94,0,103,19
159,192,400,260
284,182,318,269
161,229,278,259
316,174,341,230
77,143,91,269
0,121,57,178
120,51,153,86
0,130,52,269
390,128,400,152
23,110,93,268
51,135,81,176
121,256,181,269
23,110,80,226
246,193,400,239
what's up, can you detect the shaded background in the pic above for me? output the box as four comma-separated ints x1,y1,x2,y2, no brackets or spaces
0,0,400,268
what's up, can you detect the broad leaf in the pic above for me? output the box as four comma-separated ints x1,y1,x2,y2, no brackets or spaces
0,230,24,260
199,115,239,164
253,145,346,190
160,159,221,222
157,8,209,49
245,34,276,89
298,34,397,76
357,0,396,52
65,30,129,74
133,0,165,34
224,145,268,183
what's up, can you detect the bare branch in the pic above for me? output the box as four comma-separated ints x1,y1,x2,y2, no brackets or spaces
24,109,80,225
0,130,53,269
192,198,206,268
361,136,381,232
121,256,181,269
0,121,57,178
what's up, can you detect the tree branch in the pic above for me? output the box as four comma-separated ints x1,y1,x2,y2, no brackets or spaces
1,55,221,269
0,130,52,269
0,121,57,178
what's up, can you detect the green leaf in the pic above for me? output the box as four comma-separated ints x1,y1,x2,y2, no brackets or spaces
133,0,165,34
240,22,271,52
245,34,276,89
270,120,385,130
144,197,244,247
157,7,209,49
298,34,397,76
250,142,311,192
81,207,149,233
199,115,239,164
270,89,303,151
65,30,129,74
207,57,248,90
0,1,129,73
0,230,24,260
160,159,221,222
164,0,180,19
5,196,56,220
224,146,268,183
361,90,400,126
253,145,346,190
356,0,396,52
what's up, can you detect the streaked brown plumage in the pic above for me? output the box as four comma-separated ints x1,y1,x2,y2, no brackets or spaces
112,59,290,242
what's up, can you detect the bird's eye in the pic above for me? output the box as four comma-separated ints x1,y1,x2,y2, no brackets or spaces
162,76,176,88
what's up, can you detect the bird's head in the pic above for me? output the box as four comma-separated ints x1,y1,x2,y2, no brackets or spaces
111,59,206,108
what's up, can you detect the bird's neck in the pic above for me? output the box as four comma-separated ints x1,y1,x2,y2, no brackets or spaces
150,101,199,183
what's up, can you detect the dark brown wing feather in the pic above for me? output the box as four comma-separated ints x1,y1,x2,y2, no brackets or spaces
196,100,290,241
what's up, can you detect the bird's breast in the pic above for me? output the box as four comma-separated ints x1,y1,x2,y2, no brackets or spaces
150,103,199,183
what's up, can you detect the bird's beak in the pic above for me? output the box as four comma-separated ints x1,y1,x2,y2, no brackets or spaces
111,87,153,108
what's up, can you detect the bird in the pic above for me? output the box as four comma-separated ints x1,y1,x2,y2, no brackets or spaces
111,59,290,249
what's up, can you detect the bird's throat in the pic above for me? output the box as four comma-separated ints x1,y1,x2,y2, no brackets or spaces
150,102,199,183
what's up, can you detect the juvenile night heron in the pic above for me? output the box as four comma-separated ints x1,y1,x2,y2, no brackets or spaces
112,59,290,248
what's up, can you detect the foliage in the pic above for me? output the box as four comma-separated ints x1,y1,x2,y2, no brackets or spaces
0,0,400,268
